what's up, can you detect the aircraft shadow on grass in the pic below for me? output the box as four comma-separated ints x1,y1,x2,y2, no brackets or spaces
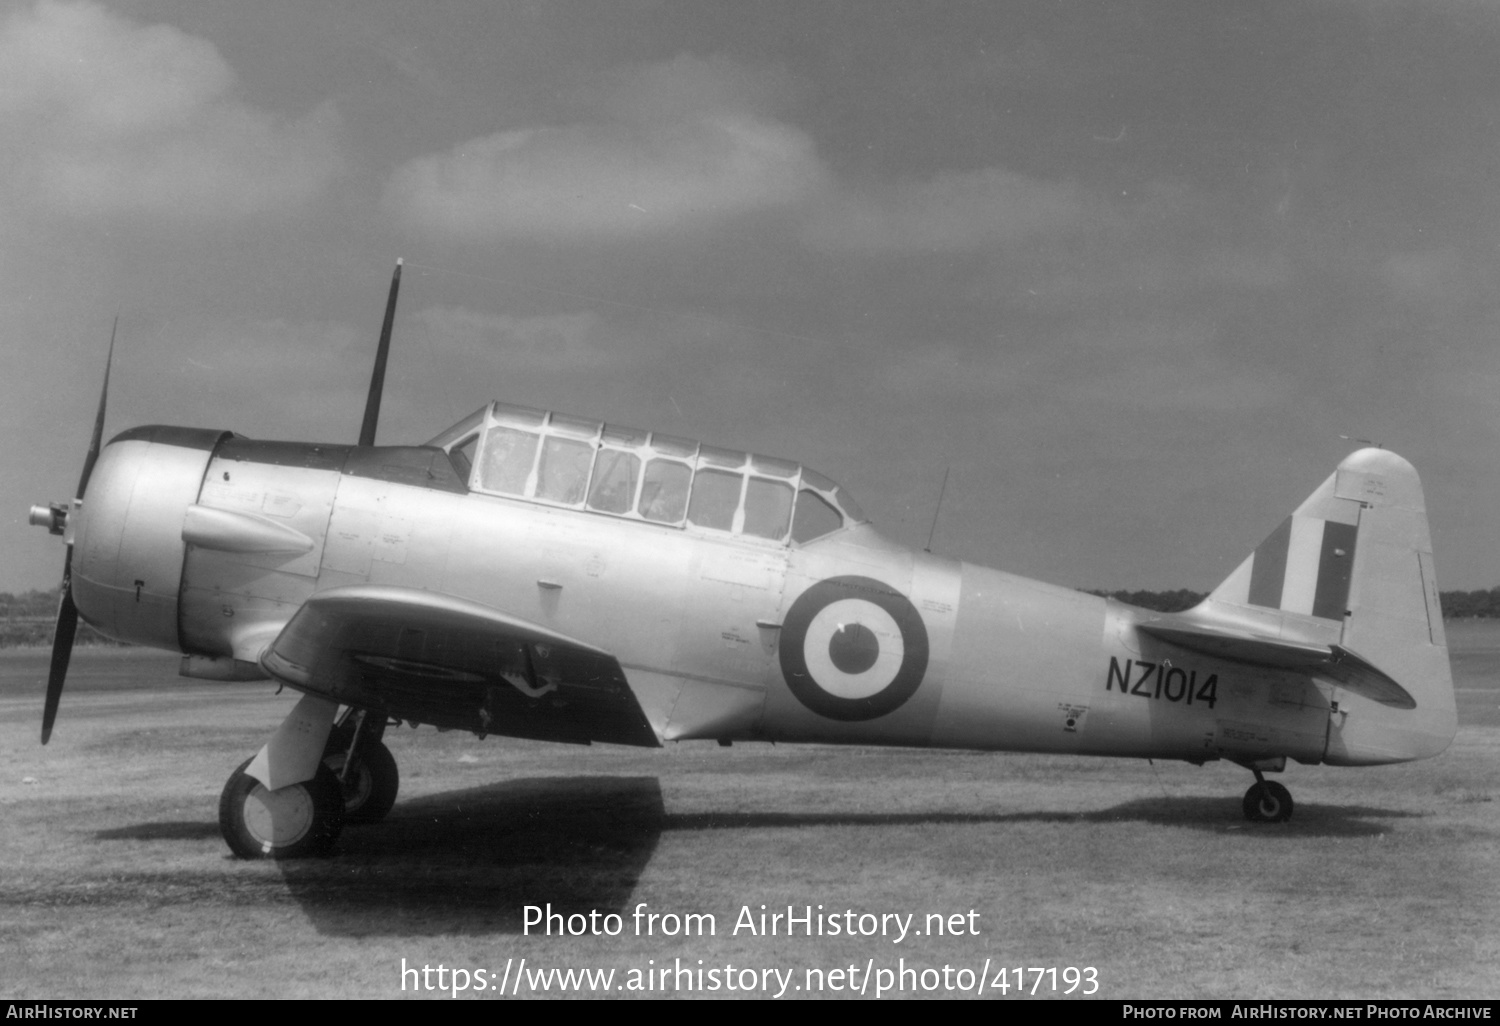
95,821,223,841
272,775,666,937
91,776,663,938
661,798,1422,837
95,777,1421,937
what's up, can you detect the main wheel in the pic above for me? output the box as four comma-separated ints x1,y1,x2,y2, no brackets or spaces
1242,780,1294,823
219,757,344,858
323,739,399,823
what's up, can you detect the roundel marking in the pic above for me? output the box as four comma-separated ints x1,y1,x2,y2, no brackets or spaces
828,620,879,675
779,575,929,721
803,600,904,699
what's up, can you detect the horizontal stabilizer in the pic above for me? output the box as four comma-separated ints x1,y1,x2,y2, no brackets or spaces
1137,621,1327,668
1137,619,1416,709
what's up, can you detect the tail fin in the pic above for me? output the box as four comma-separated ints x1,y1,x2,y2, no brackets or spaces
1195,448,1455,762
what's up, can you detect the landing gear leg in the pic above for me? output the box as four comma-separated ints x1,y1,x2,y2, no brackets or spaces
218,694,344,858
1242,770,1294,823
323,708,400,823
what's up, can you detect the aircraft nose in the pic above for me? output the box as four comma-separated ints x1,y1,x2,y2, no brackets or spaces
69,426,227,648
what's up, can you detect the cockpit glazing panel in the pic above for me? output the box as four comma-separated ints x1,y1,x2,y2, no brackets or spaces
427,402,863,545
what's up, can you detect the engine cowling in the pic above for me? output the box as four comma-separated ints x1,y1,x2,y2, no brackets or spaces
69,426,227,650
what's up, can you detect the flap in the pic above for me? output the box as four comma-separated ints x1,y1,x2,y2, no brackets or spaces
262,585,661,747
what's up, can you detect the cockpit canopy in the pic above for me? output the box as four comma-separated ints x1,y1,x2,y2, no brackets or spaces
427,402,865,545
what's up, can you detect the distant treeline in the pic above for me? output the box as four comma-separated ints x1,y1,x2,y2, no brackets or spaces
1093,587,1500,618
3,583,1500,649
0,589,127,647
1430,588,1500,619
1088,589,1207,613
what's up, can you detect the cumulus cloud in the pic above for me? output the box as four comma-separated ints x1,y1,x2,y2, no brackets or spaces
0,1,343,220
387,118,824,240
385,50,1125,254
800,168,1094,254
385,54,828,240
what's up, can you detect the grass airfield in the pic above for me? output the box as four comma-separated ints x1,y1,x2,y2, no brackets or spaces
2,624,1498,1000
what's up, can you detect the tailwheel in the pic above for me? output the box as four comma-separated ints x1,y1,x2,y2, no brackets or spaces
219,757,344,859
1242,780,1294,823
323,737,399,824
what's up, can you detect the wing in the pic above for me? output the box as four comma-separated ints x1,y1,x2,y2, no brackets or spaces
260,585,661,747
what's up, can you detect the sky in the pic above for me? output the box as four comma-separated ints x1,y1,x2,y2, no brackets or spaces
5,0,1500,595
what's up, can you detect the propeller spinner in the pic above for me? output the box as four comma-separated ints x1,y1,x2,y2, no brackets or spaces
29,321,114,743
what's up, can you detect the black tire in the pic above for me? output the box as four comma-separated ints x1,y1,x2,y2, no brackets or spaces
1242,780,1294,823
218,757,344,858
323,739,399,823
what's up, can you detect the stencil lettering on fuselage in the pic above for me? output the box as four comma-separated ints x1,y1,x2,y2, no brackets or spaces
779,576,929,721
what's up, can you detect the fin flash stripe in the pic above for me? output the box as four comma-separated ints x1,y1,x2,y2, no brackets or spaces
1247,516,1357,620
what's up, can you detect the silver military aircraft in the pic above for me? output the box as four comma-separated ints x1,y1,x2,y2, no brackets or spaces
30,264,1456,857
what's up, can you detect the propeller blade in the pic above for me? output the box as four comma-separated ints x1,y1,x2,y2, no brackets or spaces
44,320,115,743
75,316,116,499
358,259,402,447
42,554,79,745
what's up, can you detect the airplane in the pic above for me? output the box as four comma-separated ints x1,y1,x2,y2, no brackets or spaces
29,262,1457,858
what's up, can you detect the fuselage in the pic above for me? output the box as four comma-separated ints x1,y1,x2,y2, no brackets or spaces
64,412,1455,771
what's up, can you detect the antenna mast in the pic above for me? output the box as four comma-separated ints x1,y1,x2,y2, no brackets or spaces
924,466,950,554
